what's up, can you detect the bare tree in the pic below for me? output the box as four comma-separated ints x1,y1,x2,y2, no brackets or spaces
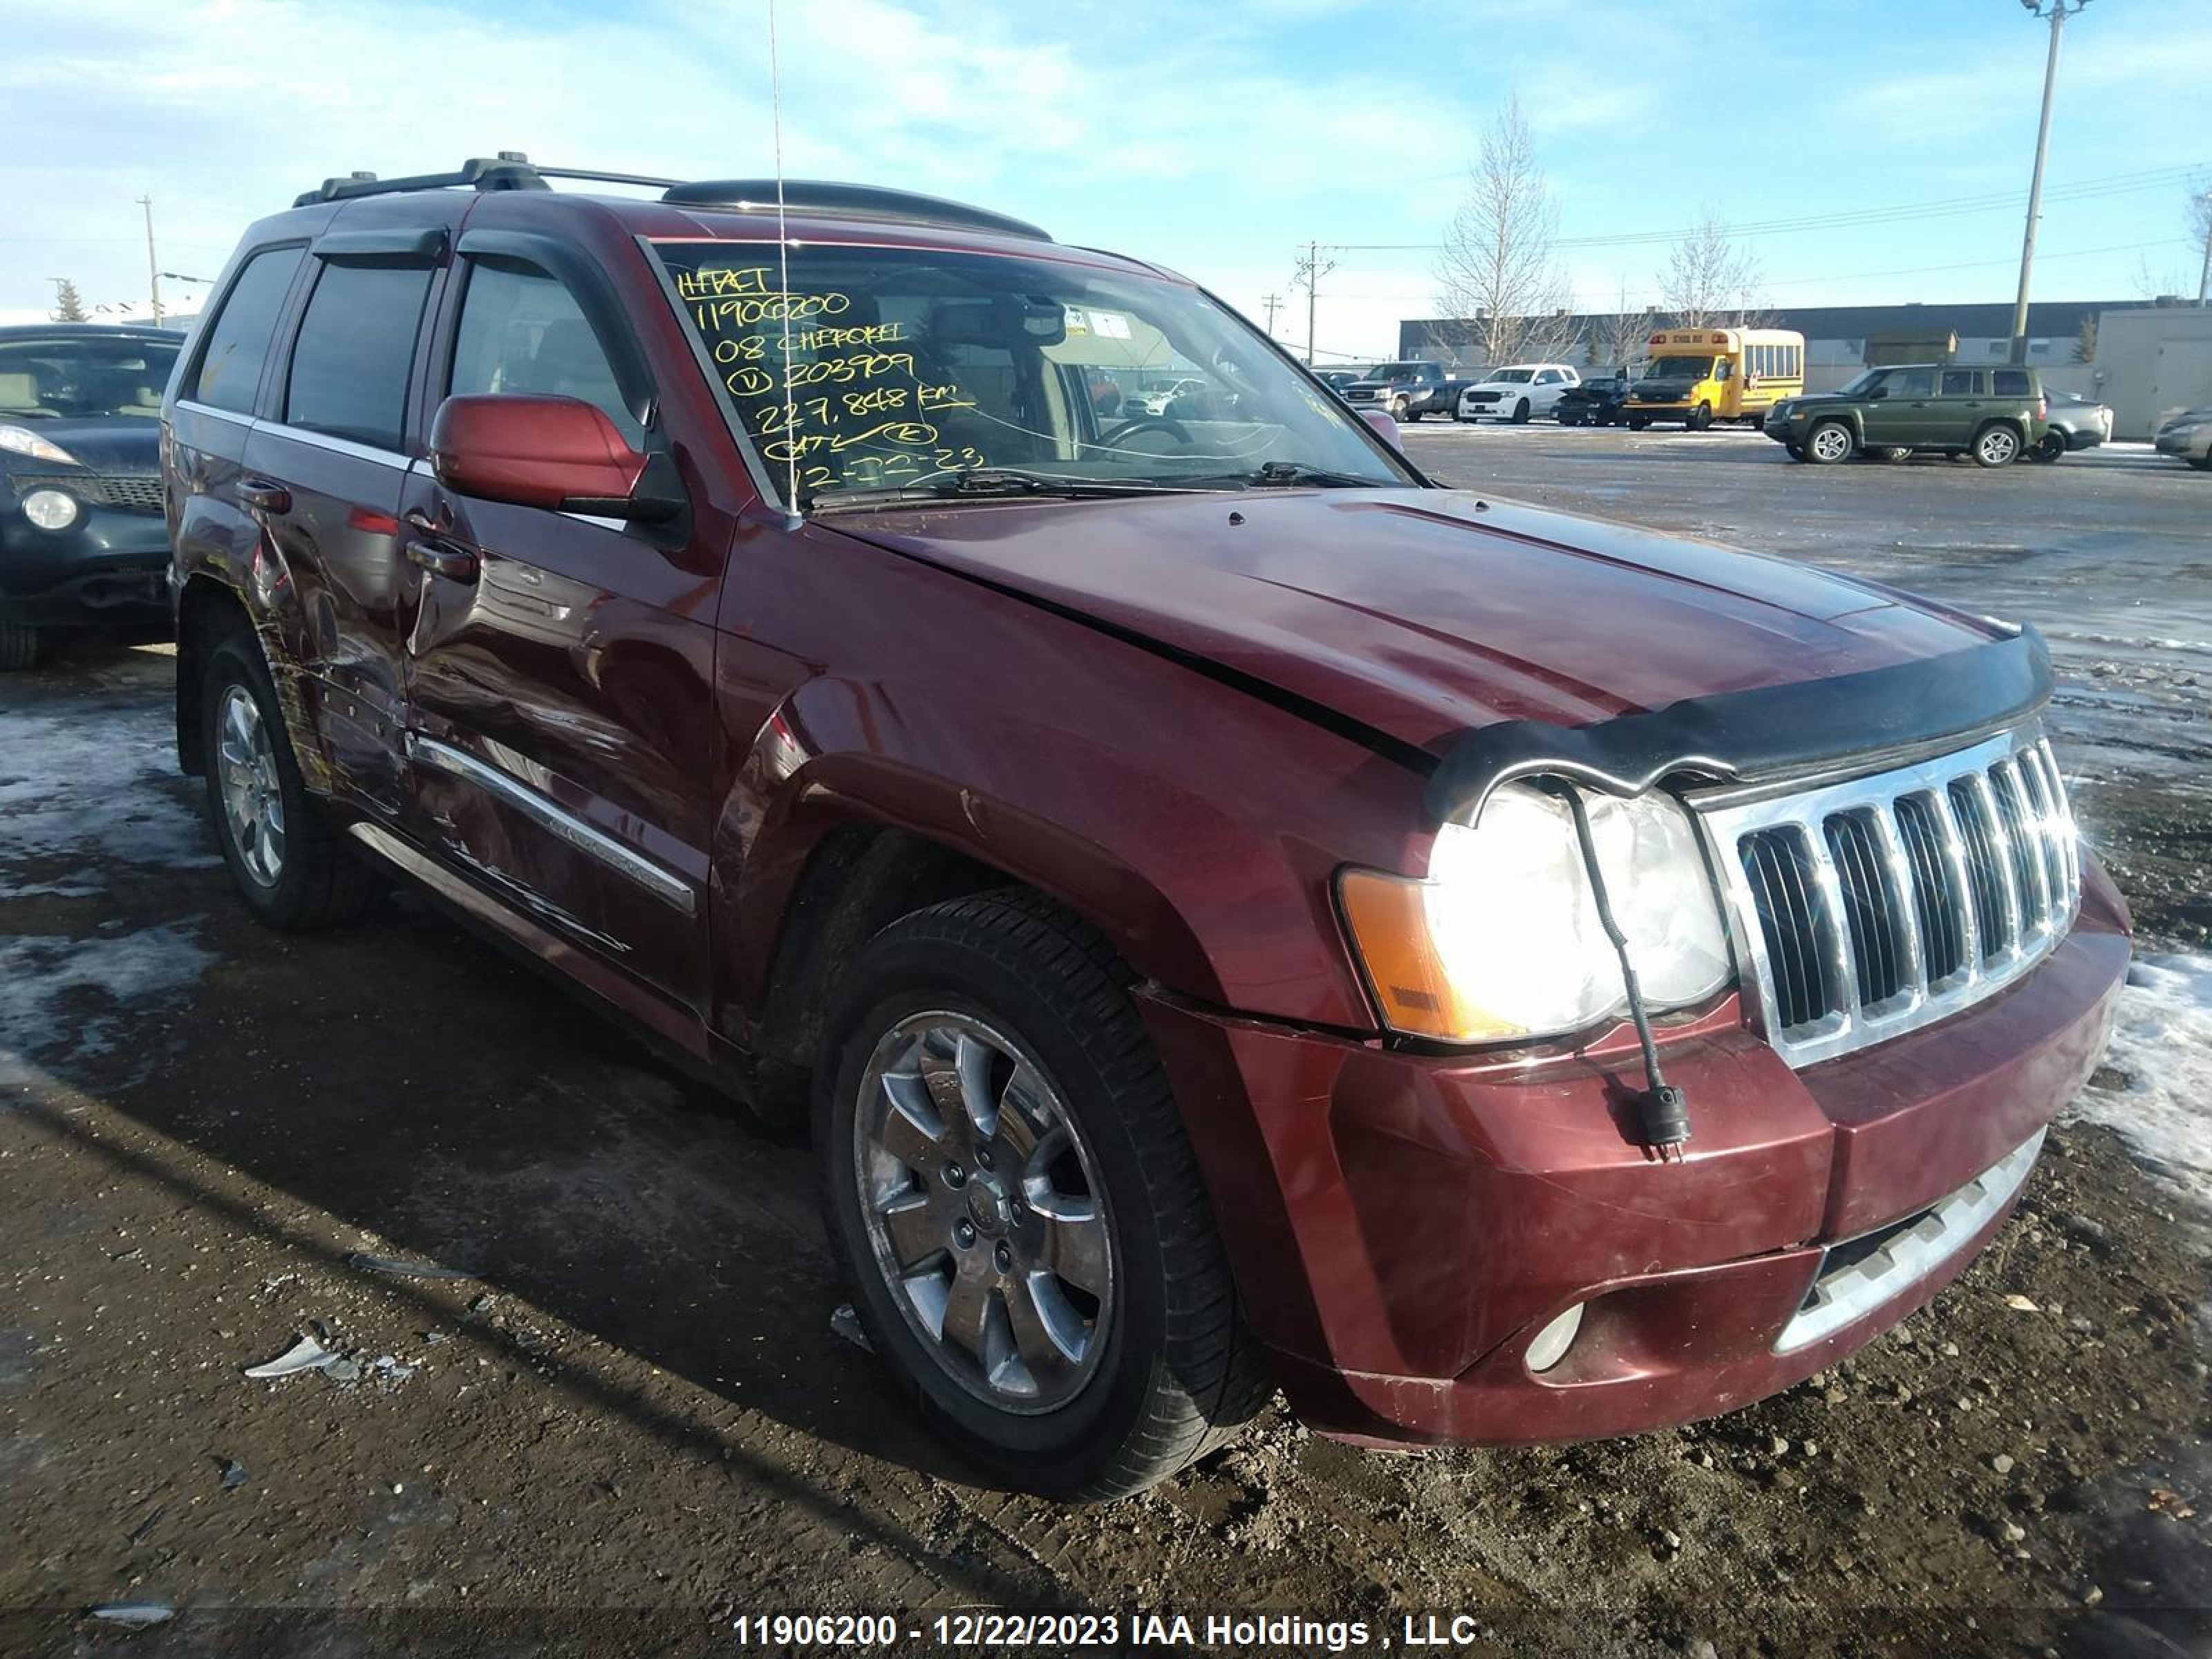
1597,279,1653,373
1432,96,1573,368
1658,211,1767,329
49,278,88,323
2190,187,2212,301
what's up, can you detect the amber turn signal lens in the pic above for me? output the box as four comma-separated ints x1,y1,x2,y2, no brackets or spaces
1338,868,1515,1043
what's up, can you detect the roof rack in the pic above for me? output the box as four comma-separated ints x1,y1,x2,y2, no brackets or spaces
290,156,1053,243
661,180,1051,242
292,151,683,209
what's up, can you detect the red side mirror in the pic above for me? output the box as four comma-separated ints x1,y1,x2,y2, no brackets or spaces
1360,407,1406,453
429,394,649,514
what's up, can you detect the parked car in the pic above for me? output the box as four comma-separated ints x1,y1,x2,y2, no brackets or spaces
2153,406,2212,471
1456,363,1582,424
1553,371,1630,427
1338,360,1474,422
1129,376,1208,416
2030,391,2112,462
170,157,2126,1501
0,324,185,668
1763,364,2049,467
1312,368,1362,400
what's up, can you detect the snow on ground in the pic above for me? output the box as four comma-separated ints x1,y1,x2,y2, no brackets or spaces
2072,952,2212,1208
0,923,216,1089
0,697,214,881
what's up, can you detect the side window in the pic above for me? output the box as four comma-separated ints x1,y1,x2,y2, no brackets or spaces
1992,368,2032,397
449,261,643,447
191,246,306,415
1715,358,1733,381
1940,370,1978,395
1893,368,1934,397
284,261,434,449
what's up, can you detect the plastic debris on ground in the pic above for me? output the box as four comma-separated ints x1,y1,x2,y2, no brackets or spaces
216,1456,248,1490
345,1250,476,1280
87,1602,174,1625
830,1302,872,1353
242,1334,337,1379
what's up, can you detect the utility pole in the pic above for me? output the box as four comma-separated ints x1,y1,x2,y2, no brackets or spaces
137,194,164,326
1262,291,1284,335
2008,1,2088,364
1292,241,1335,365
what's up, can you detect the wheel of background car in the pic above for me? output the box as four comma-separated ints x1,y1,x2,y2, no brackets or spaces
0,617,39,672
1687,404,1712,432
1098,414,1194,450
1784,442,1806,460
1510,397,1531,424
1389,397,1409,420
1803,420,1855,464
200,632,377,931
2193,455,2212,471
1972,424,2021,468
1627,413,1649,431
2029,431,2065,463
1879,447,1914,463
816,889,1269,1500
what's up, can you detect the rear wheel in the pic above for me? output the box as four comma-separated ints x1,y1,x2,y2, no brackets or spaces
1803,420,1855,464
2028,430,2065,462
0,617,39,672
1971,423,2021,468
818,891,1267,1500
200,634,377,930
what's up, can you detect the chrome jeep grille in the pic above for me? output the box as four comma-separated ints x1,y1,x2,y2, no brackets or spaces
1696,728,2079,1068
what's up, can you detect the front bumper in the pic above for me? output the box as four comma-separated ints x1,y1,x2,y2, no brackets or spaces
2155,430,2209,460
1140,856,2129,1447
0,493,171,628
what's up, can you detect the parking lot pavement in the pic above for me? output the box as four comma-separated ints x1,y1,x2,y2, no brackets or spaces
2,438,2209,1656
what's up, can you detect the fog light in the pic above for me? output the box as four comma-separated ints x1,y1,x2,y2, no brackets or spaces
21,488,80,532
1524,1302,1585,1373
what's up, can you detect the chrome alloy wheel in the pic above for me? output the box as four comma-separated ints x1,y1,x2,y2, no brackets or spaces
853,1011,1114,1412
215,684,285,887
1808,424,1853,462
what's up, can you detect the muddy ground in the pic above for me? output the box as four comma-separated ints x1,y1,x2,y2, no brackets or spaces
2,427,2207,1658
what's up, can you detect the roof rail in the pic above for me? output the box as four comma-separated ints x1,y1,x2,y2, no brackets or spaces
290,152,682,209
661,179,1051,242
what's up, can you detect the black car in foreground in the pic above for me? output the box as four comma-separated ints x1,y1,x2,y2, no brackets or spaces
1,324,183,668
1554,372,1629,427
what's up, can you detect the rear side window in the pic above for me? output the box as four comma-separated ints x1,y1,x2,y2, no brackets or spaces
448,261,642,446
192,246,306,414
1941,370,1979,395
1992,369,2033,397
284,262,434,450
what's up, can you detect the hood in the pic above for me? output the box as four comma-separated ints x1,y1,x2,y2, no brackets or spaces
828,489,1995,758
1,417,162,477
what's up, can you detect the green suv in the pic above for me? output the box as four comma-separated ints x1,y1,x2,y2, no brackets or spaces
1764,364,2049,467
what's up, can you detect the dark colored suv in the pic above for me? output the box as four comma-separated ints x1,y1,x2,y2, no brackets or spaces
1,324,185,668
1765,363,2049,467
166,157,2128,1499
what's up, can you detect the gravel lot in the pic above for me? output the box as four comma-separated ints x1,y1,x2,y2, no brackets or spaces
2,425,2207,1657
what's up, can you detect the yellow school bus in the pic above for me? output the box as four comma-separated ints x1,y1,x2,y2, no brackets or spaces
1625,326,1805,430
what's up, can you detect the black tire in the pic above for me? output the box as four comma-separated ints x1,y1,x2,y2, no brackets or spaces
816,890,1269,1501
2193,454,2212,471
1685,402,1712,432
1510,397,1531,424
2028,431,2065,463
1784,443,1806,460
199,633,377,931
1971,422,2022,468
1803,419,1855,465
0,617,39,672
1627,413,1649,431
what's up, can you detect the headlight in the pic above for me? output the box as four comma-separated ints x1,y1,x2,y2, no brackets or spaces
0,424,81,466
20,488,82,532
1339,784,1732,1043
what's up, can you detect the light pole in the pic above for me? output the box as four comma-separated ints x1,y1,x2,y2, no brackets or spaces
2008,0,2090,364
2197,190,2211,306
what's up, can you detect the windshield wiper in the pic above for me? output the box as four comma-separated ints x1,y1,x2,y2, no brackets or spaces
808,467,1215,514
1181,460,1384,490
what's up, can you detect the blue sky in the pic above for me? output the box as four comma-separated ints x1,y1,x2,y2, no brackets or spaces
5,0,2208,359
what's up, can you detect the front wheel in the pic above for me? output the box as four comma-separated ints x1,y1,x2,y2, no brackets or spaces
1972,423,2022,467
1389,397,1409,422
2028,431,2065,462
1626,413,1649,431
1803,420,1855,465
0,617,39,671
818,891,1267,1500
200,633,377,930
1685,402,1712,432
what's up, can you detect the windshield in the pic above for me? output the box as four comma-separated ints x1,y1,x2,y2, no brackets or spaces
1488,368,1535,384
653,241,1408,509
0,334,180,422
1641,356,1713,381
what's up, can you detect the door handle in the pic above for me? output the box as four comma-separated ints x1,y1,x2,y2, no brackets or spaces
404,538,479,583
238,478,291,513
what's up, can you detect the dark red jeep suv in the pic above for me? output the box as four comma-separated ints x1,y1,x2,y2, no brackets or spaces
163,156,2129,1499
